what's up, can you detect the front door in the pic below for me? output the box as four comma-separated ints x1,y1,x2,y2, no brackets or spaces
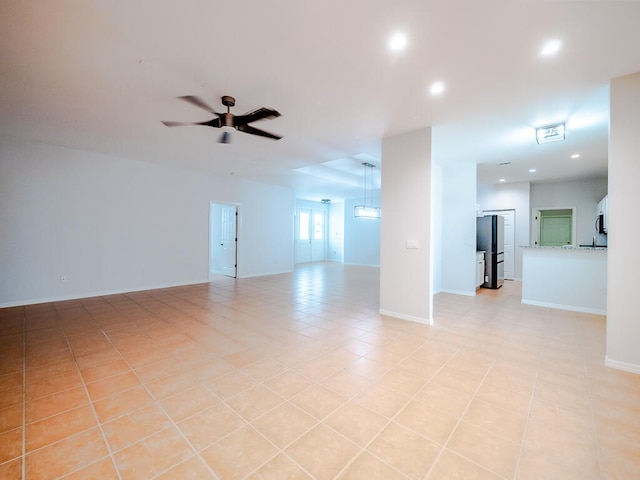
296,209,326,263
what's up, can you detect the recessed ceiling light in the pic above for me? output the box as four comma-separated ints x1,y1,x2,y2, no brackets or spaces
541,39,561,56
388,32,408,52
499,178,506,182
429,81,445,95
571,153,580,159
529,168,537,173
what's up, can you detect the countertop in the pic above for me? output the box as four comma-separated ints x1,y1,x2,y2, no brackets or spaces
521,245,607,251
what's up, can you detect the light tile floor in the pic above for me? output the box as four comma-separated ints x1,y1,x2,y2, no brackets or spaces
1,262,639,479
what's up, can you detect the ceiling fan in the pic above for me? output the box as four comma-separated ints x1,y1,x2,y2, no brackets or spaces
162,95,282,144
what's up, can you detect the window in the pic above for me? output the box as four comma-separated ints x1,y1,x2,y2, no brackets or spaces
299,211,309,240
532,207,576,247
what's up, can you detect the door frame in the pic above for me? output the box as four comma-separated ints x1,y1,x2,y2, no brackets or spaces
209,201,240,279
295,206,328,264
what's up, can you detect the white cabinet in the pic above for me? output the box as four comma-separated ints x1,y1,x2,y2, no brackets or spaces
476,251,485,289
597,195,608,234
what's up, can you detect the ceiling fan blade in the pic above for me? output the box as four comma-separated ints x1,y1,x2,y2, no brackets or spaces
237,124,282,140
219,131,231,144
177,96,222,115
161,118,222,128
234,107,281,126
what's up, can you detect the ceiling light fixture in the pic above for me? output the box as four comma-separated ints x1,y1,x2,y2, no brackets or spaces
541,39,561,56
429,81,445,95
571,153,580,159
388,32,408,52
321,199,331,204
529,168,537,173
499,178,506,183
354,162,381,219
536,122,565,144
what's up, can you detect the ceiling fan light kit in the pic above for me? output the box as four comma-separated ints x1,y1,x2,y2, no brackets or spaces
162,95,282,144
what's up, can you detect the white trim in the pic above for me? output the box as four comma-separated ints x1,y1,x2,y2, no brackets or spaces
379,309,433,325
440,289,476,297
605,356,640,374
238,269,293,279
0,279,208,308
521,299,606,316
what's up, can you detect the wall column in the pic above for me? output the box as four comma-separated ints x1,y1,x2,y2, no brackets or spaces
380,128,432,324
607,71,640,372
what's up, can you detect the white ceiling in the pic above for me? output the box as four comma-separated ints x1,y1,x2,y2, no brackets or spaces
1,1,639,201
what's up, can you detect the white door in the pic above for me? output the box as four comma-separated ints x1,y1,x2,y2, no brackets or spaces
296,209,312,263
484,209,515,280
296,209,326,263
311,211,325,262
221,205,237,277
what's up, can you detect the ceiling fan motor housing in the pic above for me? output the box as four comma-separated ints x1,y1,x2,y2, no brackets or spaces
221,113,234,128
221,96,235,107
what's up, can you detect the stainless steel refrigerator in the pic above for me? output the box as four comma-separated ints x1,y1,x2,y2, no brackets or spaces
476,215,505,289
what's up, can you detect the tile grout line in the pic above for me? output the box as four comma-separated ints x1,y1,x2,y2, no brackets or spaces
584,340,606,479
58,304,124,480
88,298,224,480
422,349,501,480
236,333,429,479
331,334,462,480
21,307,26,480
511,349,541,480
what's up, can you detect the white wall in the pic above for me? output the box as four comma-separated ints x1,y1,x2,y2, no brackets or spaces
477,181,530,280
440,163,477,295
607,71,640,373
431,164,443,294
0,136,295,306
343,195,381,266
530,177,608,247
209,203,223,273
380,128,432,323
327,201,344,262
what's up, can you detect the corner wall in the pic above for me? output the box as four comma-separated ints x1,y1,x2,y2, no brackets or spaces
380,128,432,323
0,136,295,306
607,71,640,372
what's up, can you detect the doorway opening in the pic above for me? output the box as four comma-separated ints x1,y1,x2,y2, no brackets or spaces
483,209,515,280
532,207,576,247
296,208,326,263
210,203,238,278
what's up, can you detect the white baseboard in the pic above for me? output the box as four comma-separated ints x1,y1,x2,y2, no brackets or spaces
605,356,640,374
439,289,476,297
0,279,208,308
379,309,433,325
521,299,606,316
238,269,293,279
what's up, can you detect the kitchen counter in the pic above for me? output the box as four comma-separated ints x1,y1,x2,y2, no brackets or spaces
521,246,607,314
522,245,607,250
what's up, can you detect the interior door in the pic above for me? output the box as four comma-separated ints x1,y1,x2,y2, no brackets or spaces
221,205,237,277
484,209,515,280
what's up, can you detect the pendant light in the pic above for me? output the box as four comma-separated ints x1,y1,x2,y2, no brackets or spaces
354,162,381,219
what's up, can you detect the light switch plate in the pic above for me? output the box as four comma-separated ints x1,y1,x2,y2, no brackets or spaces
406,239,419,249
